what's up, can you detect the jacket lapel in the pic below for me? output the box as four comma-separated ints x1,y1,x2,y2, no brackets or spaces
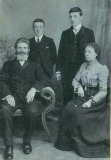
19,60,30,73
21,60,29,69
79,26,85,38
12,58,30,73
79,26,88,46
40,35,46,44
32,37,37,50
69,26,75,41
12,58,21,71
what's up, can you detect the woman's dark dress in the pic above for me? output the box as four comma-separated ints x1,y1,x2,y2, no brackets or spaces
54,61,109,158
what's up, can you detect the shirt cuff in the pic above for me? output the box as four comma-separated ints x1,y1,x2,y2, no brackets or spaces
56,71,61,74
32,87,40,93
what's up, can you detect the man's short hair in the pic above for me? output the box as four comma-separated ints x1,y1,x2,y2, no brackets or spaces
69,7,83,16
14,38,30,49
33,19,45,27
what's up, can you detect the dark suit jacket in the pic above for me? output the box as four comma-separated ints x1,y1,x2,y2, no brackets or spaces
29,35,57,78
56,26,95,84
1,59,50,102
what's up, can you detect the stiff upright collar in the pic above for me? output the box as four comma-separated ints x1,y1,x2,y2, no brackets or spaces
17,58,28,66
35,34,43,42
73,23,82,35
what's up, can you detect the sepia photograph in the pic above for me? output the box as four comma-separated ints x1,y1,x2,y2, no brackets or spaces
0,0,110,160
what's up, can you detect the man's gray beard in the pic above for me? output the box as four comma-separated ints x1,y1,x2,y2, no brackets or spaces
17,54,28,61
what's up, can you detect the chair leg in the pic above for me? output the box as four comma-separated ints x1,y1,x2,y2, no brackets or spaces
42,113,51,143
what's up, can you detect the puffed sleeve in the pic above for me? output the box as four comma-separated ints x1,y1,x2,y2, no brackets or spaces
93,65,109,102
72,63,86,89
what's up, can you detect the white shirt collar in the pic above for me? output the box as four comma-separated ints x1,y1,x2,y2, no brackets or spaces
35,34,43,42
17,58,27,66
73,23,82,35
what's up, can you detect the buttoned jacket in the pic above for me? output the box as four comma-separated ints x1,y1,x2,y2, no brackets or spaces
29,35,57,77
1,59,50,102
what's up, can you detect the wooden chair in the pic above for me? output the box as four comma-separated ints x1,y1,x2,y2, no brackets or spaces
0,87,55,143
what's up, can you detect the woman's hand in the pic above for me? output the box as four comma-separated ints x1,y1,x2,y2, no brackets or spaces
78,87,84,97
82,99,92,108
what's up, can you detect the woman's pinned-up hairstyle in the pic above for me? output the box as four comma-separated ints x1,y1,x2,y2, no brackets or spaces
85,42,101,59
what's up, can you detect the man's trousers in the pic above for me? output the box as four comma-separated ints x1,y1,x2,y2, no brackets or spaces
1,99,43,146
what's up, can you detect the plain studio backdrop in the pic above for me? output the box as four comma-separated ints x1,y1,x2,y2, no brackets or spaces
0,0,110,73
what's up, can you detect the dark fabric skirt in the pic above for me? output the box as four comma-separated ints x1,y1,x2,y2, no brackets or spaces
54,90,110,158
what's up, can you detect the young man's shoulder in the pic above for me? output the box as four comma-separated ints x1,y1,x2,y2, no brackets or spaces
43,35,54,42
29,35,54,42
82,26,93,32
62,27,72,34
62,26,93,35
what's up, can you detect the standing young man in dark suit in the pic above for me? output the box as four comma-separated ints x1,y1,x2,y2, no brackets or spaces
29,19,57,80
56,7,95,106
1,38,50,160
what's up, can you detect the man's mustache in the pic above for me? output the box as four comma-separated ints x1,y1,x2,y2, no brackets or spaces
16,52,28,55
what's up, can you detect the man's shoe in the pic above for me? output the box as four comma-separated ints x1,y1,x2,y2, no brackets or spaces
23,143,32,154
4,146,13,160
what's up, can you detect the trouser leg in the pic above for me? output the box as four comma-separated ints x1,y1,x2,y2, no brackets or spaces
1,101,17,146
62,85,73,106
23,100,42,144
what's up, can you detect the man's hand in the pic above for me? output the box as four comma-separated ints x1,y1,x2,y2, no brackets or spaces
56,73,61,81
5,95,15,107
26,88,37,103
78,87,84,97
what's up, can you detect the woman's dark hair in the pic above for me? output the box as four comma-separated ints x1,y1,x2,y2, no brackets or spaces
69,7,83,16
85,42,101,58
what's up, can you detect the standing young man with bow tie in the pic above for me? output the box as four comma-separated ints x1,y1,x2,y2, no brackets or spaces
29,19,57,80
1,38,50,160
56,7,95,106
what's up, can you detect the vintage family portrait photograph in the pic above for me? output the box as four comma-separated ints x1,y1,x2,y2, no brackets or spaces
0,0,110,160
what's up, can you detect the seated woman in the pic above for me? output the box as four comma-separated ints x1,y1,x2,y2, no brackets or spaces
54,42,109,158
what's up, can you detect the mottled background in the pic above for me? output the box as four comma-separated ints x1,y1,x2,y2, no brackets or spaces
0,0,110,109
0,1,110,159
0,0,110,66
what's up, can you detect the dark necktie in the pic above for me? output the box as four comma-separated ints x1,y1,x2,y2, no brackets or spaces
37,38,39,43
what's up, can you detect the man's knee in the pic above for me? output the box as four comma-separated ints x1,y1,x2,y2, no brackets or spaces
25,104,38,117
2,101,12,112
24,100,43,118
1,101,15,117
27,107,37,116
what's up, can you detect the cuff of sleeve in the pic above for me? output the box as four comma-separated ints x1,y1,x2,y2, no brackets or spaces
32,87,40,93
56,71,61,74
